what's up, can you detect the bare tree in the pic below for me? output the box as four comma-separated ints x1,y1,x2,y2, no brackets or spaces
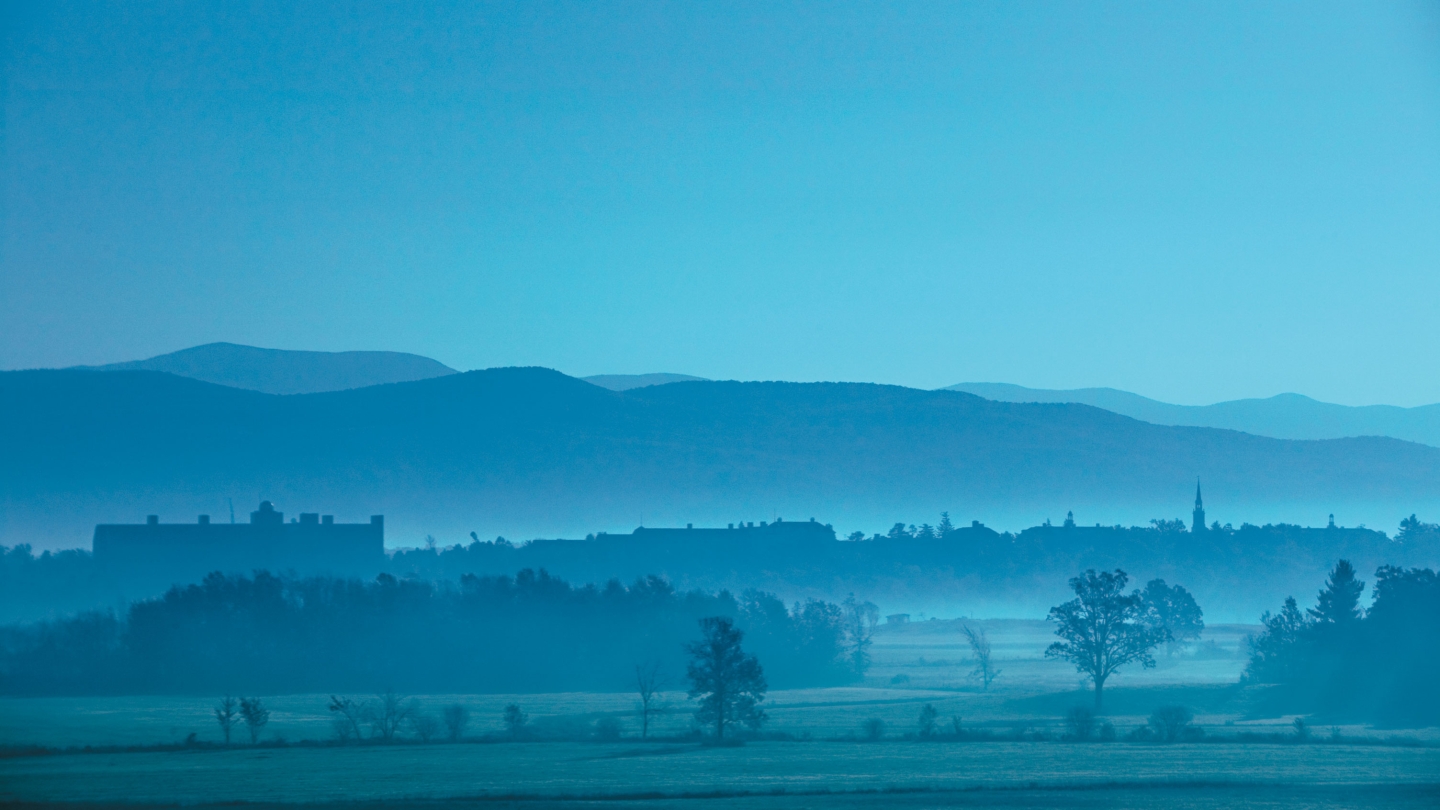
214,696,239,745
328,695,366,741
411,712,440,743
442,704,470,742
686,616,767,741
238,697,269,744
635,662,668,739
842,595,879,677
366,690,416,741
1045,569,1168,709
962,625,1001,690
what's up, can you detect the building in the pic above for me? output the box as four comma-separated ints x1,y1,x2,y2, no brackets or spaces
93,501,385,583
620,517,836,546
1192,480,1206,533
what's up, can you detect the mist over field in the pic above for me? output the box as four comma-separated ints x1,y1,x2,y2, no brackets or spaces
6,2,1440,808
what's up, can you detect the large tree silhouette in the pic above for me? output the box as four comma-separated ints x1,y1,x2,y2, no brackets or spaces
1046,569,1167,708
1308,560,1365,626
686,617,767,740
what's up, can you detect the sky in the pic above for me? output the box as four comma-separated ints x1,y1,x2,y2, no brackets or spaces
3,1,1439,406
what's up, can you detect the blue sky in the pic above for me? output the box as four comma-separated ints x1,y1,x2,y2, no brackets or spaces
4,1,1438,405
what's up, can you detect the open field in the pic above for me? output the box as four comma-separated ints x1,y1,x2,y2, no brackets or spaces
0,619,1315,750
2,740,1438,806
3,619,1434,808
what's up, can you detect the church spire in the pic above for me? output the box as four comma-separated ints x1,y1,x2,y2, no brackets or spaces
1192,478,1206,533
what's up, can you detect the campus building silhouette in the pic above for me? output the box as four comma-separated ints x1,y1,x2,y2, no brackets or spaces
93,501,385,582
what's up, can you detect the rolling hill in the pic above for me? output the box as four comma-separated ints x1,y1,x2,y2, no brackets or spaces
3,367,1439,548
947,382,1440,447
582,373,709,391
77,342,457,395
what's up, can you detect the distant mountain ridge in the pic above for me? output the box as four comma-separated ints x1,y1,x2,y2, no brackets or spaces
946,382,1440,448
583,373,708,391
4,367,1440,549
77,342,457,395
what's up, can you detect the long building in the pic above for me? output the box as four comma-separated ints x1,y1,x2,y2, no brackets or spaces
93,500,384,583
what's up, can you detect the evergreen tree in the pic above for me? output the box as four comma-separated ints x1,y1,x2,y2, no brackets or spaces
1308,560,1364,626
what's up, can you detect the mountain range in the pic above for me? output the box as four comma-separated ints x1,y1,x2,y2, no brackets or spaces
947,382,1440,448
4,364,1439,549
75,342,458,395
62,344,1440,449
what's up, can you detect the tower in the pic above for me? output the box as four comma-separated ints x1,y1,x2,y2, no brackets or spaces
1192,479,1206,533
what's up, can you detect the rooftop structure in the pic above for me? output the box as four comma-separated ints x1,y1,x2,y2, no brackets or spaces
93,501,385,583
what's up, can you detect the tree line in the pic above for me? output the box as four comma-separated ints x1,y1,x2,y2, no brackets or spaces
0,569,874,696
5,511,1436,624
1244,560,1439,726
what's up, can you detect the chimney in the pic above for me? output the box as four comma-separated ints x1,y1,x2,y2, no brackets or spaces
146,515,159,525
198,515,210,525
371,515,384,528
687,523,693,529
322,515,334,525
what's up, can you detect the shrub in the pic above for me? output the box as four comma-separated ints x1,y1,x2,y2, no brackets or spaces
1065,706,1096,741
862,718,885,741
1098,721,1116,741
917,704,938,738
442,704,470,742
411,713,440,742
594,716,623,741
1148,705,1194,743
1293,717,1311,741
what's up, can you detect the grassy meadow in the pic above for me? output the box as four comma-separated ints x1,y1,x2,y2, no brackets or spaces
2,618,1436,809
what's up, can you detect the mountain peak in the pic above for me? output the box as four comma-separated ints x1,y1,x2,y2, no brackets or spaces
76,343,457,395
583,373,708,391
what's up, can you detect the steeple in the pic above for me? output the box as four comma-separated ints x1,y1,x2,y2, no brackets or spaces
1192,479,1206,533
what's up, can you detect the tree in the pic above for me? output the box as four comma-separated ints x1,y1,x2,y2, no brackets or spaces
1244,596,1308,683
861,718,885,741
366,690,416,741
634,661,668,739
238,697,269,744
214,695,239,745
411,713,440,742
1148,705,1194,742
442,704,470,742
1065,706,1095,741
937,512,955,535
1308,560,1364,626
328,695,366,741
685,616,767,740
1140,579,1205,655
503,703,528,737
917,703,938,738
962,625,1001,689
1397,514,1440,542
1045,569,1168,709
842,595,879,676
